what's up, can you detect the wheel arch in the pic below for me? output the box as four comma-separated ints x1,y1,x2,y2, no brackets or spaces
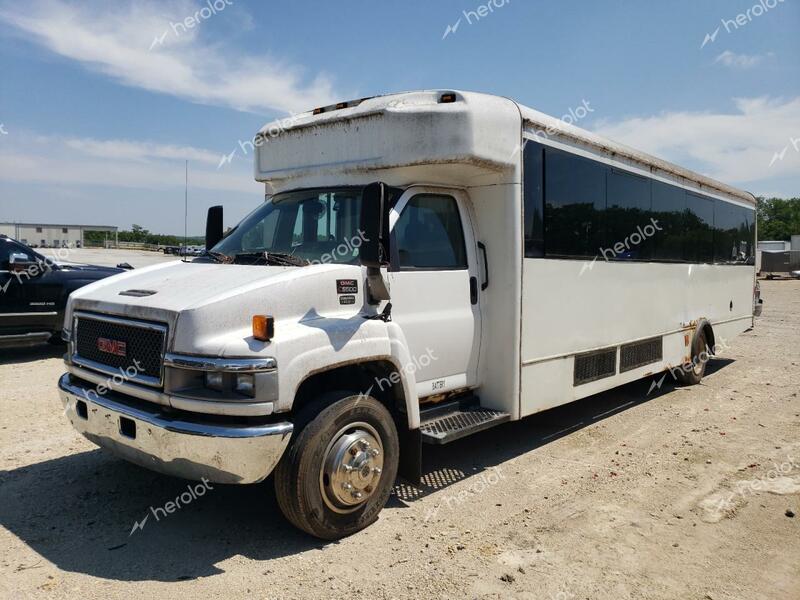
292,357,417,430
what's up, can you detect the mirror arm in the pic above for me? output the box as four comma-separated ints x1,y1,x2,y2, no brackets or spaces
366,266,390,304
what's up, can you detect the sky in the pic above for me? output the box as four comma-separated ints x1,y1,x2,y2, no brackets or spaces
0,0,798,235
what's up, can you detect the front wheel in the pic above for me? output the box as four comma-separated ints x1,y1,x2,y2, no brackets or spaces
274,392,399,540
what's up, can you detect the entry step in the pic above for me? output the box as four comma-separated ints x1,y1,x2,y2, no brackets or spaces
419,396,510,445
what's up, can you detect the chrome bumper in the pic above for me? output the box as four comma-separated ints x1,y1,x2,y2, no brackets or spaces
58,373,292,484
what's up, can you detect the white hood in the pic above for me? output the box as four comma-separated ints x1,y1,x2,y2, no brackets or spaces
66,260,366,356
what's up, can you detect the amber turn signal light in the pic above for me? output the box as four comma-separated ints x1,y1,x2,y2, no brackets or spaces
253,315,274,341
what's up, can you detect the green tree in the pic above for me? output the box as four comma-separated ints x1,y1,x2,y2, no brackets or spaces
756,197,800,241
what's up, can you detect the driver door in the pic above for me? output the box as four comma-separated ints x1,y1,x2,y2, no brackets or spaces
0,241,59,336
387,188,483,398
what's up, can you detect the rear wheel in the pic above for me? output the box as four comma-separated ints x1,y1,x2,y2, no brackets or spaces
274,392,399,540
675,329,709,385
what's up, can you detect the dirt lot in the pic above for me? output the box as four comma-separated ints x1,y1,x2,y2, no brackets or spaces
1,280,798,600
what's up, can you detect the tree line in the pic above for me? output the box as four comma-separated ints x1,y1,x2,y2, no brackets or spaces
757,197,800,241
84,224,205,247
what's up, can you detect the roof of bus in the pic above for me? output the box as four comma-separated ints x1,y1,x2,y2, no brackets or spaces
515,102,755,206
258,90,755,206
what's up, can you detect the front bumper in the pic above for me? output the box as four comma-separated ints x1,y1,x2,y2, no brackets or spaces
58,373,293,484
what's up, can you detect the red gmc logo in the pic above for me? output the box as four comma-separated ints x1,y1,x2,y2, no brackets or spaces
97,337,127,357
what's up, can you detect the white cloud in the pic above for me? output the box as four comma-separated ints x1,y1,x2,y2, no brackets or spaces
0,131,259,194
591,96,800,195
0,0,343,114
714,50,772,69
64,138,221,165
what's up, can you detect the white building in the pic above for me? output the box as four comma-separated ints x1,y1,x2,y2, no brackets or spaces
757,240,791,252
0,222,118,248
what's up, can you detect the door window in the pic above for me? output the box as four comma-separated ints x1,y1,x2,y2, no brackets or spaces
395,195,467,270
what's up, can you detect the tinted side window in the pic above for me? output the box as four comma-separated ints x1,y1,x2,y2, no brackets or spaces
0,241,11,267
606,170,652,260
713,199,741,263
651,182,686,261
395,195,467,270
523,141,544,258
544,147,607,258
740,207,756,261
685,193,714,263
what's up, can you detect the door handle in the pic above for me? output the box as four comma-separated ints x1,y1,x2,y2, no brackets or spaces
477,242,489,290
470,276,478,305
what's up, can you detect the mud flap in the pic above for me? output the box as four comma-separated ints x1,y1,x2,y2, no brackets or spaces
397,427,421,485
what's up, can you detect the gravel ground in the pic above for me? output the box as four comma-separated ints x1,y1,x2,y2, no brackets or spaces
0,280,798,600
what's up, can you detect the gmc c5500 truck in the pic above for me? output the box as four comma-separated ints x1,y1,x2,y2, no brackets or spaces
59,91,761,539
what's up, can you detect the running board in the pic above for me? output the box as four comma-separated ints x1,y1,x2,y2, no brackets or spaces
419,396,510,445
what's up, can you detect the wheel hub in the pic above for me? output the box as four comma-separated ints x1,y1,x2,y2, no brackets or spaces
321,423,384,513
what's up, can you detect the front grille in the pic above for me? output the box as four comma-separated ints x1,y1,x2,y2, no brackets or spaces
620,337,663,373
74,314,167,384
574,348,617,386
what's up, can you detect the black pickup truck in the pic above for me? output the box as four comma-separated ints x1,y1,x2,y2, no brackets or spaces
0,235,126,347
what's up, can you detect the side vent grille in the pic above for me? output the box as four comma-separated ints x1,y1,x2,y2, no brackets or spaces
620,337,663,373
574,348,617,386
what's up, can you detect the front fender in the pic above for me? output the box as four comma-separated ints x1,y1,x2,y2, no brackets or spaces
274,315,420,428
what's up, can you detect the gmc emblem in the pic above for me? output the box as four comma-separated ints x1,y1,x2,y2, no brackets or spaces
97,337,127,357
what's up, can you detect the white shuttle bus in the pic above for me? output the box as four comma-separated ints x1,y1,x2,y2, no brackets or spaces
58,91,762,539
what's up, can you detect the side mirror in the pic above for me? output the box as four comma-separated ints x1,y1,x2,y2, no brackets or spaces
9,253,39,274
359,182,391,302
206,205,224,250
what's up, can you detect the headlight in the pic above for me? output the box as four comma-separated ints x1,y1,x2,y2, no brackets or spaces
235,374,256,397
205,372,225,392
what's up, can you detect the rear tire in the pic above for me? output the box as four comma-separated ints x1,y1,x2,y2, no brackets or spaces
274,392,399,540
675,329,709,385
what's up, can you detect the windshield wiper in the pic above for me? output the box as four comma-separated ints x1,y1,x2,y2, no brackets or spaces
233,251,310,267
205,251,234,264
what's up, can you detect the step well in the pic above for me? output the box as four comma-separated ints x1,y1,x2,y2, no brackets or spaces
419,396,510,445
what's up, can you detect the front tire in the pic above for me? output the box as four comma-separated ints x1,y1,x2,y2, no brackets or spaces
274,392,399,540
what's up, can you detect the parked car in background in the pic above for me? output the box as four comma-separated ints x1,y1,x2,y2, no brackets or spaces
0,235,127,347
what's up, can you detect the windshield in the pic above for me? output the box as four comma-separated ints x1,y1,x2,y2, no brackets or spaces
211,187,364,265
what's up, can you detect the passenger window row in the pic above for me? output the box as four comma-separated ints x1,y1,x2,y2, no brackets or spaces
523,141,755,263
